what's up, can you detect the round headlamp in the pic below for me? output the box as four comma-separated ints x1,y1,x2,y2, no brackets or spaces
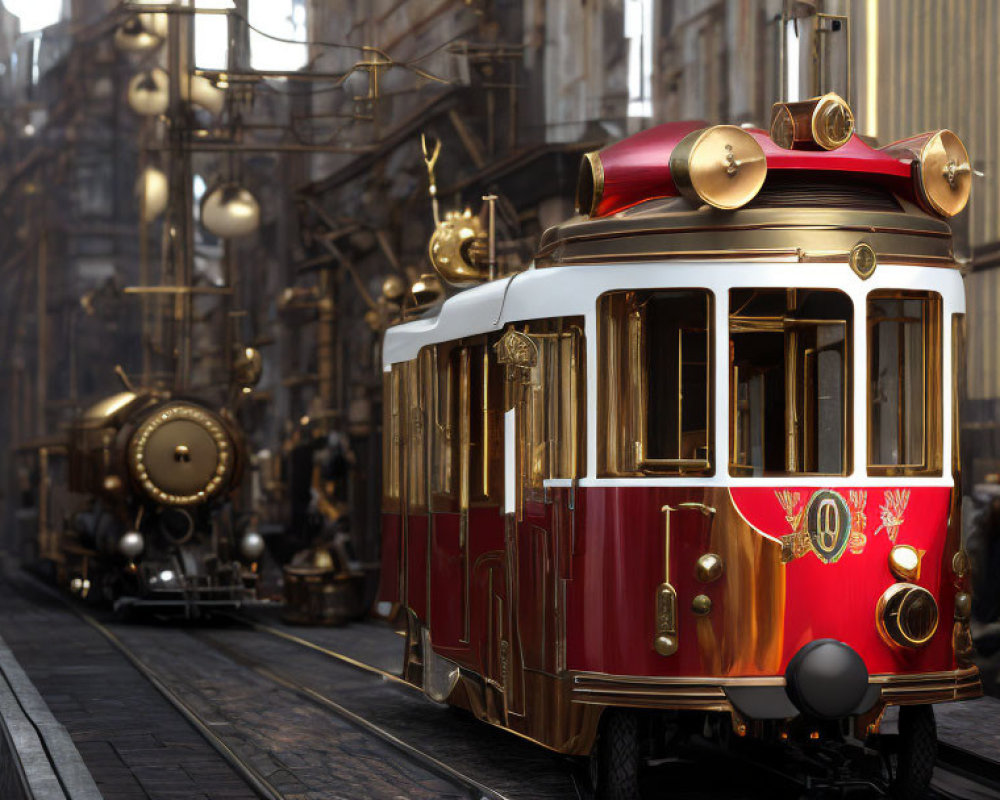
118,531,145,559
240,531,265,560
877,583,939,648
888,544,921,582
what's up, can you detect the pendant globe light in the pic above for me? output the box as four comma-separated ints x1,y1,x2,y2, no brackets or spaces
183,74,226,116
127,69,169,116
113,14,167,52
137,166,169,221
201,183,261,238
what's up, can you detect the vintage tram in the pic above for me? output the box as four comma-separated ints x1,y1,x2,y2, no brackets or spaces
52,386,263,615
380,94,979,798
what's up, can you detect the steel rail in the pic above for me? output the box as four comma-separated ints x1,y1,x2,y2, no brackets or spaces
18,575,1000,799
189,628,509,800
224,612,410,687
11,575,284,800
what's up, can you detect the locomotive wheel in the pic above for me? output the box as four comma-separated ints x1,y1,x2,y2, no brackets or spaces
591,711,641,800
891,704,937,799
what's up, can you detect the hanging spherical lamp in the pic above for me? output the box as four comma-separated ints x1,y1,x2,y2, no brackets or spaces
137,166,168,221
127,69,169,116
183,74,226,116
201,183,261,238
113,14,165,52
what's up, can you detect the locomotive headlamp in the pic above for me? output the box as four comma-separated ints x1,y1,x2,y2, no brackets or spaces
888,544,921,581
118,531,145,559
240,531,266,561
669,125,767,210
877,583,939,648
769,93,855,151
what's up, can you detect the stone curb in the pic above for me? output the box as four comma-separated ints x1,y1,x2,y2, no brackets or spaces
0,633,102,800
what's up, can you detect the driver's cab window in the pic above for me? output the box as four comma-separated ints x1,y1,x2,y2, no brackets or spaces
729,288,852,476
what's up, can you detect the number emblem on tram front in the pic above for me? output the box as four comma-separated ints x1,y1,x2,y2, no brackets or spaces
804,490,851,563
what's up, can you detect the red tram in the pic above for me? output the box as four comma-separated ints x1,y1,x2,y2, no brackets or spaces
379,94,980,798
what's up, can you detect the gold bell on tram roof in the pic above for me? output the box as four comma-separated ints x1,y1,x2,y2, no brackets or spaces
669,125,768,210
880,129,972,218
770,93,855,151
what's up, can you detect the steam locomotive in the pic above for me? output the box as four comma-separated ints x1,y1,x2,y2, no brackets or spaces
52,387,263,615
380,93,980,798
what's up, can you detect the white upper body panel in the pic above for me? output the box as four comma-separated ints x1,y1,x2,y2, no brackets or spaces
382,258,965,487
383,259,966,367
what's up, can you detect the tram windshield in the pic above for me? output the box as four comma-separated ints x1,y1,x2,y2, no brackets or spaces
729,288,851,476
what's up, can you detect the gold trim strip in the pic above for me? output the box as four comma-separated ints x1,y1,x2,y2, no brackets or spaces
571,666,978,690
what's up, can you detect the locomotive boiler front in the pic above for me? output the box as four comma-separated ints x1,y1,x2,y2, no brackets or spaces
127,402,235,508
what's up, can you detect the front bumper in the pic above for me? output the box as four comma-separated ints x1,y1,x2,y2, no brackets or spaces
569,666,982,717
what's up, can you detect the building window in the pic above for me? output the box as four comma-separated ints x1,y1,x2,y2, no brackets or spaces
599,291,713,476
625,0,653,118
249,0,308,72
730,288,851,476
867,291,942,476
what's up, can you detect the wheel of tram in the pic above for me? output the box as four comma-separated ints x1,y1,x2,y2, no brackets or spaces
591,711,641,800
890,704,937,799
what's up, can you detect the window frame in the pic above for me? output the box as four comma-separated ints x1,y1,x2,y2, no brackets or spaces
597,288,715,477
866,290,943,477
727,287,853,478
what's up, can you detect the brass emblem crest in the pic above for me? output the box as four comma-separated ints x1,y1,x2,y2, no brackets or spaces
778,489,867,564
494,328,537,379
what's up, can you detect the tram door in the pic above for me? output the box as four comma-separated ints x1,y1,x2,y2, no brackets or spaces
498,319,584,720
429,340,505,677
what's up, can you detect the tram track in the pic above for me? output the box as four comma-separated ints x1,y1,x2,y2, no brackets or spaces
184,627,511,800
9,574,999,800
231,612,1000,800
15,573,503,800
75,615,287,800
81,615,508,800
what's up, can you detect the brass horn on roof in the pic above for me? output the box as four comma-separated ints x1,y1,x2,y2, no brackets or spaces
881,130,972,218
770,93,855,150
669,125,768,210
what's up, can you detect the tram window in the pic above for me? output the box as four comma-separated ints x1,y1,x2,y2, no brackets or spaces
405,353,431,513
431,344,459,512
867,292,942,476
501,318,585,491
382,366,402,511
470,341,504,503
431,338,504,511
953,314,966,476
729,288,851,476
598,291,713,476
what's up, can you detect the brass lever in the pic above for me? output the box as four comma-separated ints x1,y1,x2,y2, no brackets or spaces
655,502,717,657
